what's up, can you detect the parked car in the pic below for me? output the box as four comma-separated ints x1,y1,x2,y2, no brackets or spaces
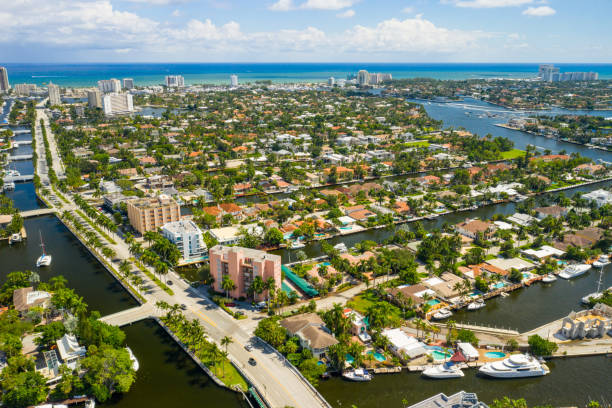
245,344,253,352
180,304,187,310
225,302,236,307
248,357,257,366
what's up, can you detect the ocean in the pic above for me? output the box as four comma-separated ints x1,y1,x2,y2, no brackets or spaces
2,63,612,88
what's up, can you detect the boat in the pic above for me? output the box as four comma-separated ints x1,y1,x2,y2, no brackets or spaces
3,181,15,191
126,347,139,371
500,292,509,298
290,241,305,249
422,362,465,379
467,300,485,311
342,368,372,382
8,233,22,244
36,231,52,267
558,264,591,279
333,242,348,253
432,308,453,320
542,274,557,283
593,255,610,268
479,354,549,378
581,266,608,305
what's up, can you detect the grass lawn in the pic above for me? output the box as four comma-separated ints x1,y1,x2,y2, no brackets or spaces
404,141,430,148
500,149,525,160
212,359,249,391
347,290,404,322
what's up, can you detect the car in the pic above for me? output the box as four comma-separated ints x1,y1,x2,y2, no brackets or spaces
244,345,253,352
235,311,245,317
166,280,173,285
180,304,187,310
248,357,257,366
225,302,236,307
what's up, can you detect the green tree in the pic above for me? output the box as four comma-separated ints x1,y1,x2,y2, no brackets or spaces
1,371,48,408
34,321,66,348
528,334,558,356
81,344,136,402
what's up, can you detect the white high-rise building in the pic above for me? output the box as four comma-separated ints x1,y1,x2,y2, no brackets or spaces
14,83,38,96
328,76,335,86
0,67,9,92
230,74,238,87
357,70,370,86
165,75,185,87
98,79,122,93
48,82,61,105
123,78,135,89
102,93,134,116
161,220,207,263
87,89,102,108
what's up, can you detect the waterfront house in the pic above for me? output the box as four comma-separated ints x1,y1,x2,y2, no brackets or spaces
507,212,537,227
553,227,604,251
454,219,497,240
56,334,86,365
385,284,434,308
582,189,612,207
279,313,338,359
522,245,565,261
343,308,370,342
534,205,568,220
12,287,51,314
381,328,427,360
422,273,466,301
457,342,479,361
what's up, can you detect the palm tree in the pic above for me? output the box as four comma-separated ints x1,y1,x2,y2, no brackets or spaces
264,277,276,309
119,260,131,278
221,335,233,355
221,275,236,299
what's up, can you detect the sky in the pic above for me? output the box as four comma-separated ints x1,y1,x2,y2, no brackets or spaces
1,0,610,63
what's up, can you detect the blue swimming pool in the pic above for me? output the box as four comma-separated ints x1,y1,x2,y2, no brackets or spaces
491,282,506,289
426,299,441,306
345,354,354,364
485,351,507,359
367,351,386,362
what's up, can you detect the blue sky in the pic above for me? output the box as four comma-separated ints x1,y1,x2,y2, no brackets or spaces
1,0,610,63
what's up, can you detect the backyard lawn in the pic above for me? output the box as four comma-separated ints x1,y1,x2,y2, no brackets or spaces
499,149,525,160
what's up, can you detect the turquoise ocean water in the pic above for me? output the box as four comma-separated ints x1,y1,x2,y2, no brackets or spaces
2,63,611,88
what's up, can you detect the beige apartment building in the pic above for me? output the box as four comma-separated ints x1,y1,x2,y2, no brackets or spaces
127,194,180,235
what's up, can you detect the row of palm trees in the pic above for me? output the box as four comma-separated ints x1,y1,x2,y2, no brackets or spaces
73,194,118,235
156,301,237,383
125,233,171,284
61,210,116,260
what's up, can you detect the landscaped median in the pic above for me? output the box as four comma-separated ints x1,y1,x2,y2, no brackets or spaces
132,258,174,296
75,209,117,245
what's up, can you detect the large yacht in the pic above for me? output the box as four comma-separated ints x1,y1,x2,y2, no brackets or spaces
479,354,549,378
593,255,610,268
558,264,591,280
422,362,464,379
342,368,372,382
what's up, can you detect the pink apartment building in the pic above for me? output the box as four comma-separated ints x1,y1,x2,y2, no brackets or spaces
209,245,281,300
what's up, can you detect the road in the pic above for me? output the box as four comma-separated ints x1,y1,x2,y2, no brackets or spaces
33,103,330,408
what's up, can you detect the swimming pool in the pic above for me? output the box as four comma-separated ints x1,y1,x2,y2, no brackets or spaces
491,282,506,289
485,351,507,359
367,351,386,362
345,354,354,364
431,350,452,361
426,299,441,306
522,272,531,279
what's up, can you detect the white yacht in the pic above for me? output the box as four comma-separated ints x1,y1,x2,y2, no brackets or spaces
580,266,609,305
3,181,15,191
8,233,22,244
558,264,590,280
126,347,139,371
467,300,485,311
342,368,372,382
593,255,610,268
479,354,549,378
36,231,52,267
432,308,453,320
333,242,348,253
290,240,305,249
542,274,557,283
422,362,464,379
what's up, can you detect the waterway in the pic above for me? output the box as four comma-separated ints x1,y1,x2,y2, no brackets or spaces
318,355,612,408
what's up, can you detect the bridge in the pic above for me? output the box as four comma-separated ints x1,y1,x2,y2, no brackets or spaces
12,130,30,135
8,154,33,161
20,208,57,218
100,304,155,326
3,175,34,182
12,140,32,147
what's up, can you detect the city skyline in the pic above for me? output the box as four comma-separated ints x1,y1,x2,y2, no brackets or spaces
0,0,610,63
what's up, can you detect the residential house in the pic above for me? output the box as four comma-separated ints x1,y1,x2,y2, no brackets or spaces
279,313,338,359
535,205,568,220
454,219,497,240
12,287,51,314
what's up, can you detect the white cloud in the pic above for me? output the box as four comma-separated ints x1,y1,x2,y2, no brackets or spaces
446,0,533,8
401,6,415,13
123,0,192,4
336,9,355,18
522,6,556,16
269,0,358,11
172,9,181,16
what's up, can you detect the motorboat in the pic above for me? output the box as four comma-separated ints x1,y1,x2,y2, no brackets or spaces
558,264,590,280
3,181,15,191
542,274,557,283
593,255,610,268
36,231,52,267
432,308,453,320
290,240,305,249
8,233,22,244
500,292,509,298
467,300,485,311
479,354,549,378
333,242,348,253
422,362,465,379
126,347,139,371
342,368,372,382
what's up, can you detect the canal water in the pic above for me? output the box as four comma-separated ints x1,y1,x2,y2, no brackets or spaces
318,355,612,408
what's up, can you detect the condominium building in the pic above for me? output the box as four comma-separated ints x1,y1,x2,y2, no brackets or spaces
165,75,185,87
14,83,38,96
357,70,369,86
126,194,181,235
230,74,238,87
328,76,335,86
87,89,102,108
123,78,135,89
48,82,61,106
98,78,122,93
209,246,281,300
102,93,134,116
161,220,207,264
0,67,9,92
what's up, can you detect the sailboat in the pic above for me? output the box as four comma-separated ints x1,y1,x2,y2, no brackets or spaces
581,266,607,305
36,231,52,267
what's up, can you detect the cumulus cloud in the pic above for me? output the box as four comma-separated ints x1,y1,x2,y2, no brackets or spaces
402,6,415,13
123,0,192,4
269,0,358,11
522,6,556,16
336,9,355,18
446,0,533,8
